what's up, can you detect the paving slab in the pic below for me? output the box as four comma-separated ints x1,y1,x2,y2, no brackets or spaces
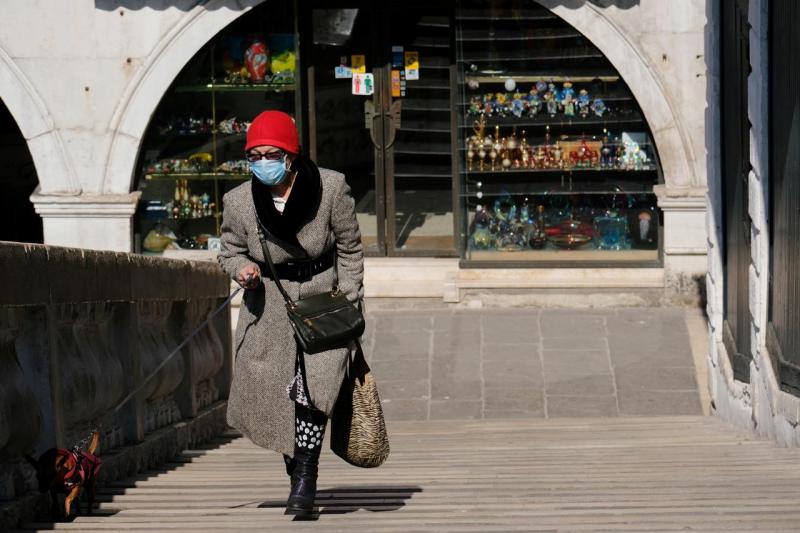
547,395,619,417
364,307,703,420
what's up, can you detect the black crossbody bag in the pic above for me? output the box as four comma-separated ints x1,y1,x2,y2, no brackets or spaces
256,225,365,355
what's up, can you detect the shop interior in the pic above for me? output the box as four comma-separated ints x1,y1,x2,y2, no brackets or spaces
133,0,662,267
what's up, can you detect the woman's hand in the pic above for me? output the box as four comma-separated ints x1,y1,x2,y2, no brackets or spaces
236,263,261,289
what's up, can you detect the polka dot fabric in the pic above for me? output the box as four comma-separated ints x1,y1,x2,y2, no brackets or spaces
295,418,325,450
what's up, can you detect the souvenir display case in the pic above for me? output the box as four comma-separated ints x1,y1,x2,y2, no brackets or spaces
133,2,300,254
456,0,662,265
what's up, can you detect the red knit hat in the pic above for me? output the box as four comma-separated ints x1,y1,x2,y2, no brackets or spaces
245,110,300,154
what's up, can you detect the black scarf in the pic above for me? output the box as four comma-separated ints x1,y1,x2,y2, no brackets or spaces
251,155,322,256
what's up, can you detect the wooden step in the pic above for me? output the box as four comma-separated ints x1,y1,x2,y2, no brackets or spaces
19,416,800,532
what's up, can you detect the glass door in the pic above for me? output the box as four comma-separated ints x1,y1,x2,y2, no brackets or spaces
305,2,457,256
306,3,385,254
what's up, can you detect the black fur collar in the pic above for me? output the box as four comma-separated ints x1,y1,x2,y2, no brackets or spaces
251,155,322,256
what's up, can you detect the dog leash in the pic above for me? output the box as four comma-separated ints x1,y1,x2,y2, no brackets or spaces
73,287,242,446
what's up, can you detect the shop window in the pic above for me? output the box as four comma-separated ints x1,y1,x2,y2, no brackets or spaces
0,99,42,243
456,0,662,266
720,0,751,382
133,1,300,254
768,0,800,395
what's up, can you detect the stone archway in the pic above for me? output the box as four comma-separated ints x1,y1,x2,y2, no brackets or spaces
0,45,79,195
534,0,698,191
103,0,267,195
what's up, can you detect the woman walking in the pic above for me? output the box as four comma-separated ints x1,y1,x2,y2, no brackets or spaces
217,110,364,515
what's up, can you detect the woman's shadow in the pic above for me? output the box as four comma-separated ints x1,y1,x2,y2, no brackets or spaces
258,485,422,521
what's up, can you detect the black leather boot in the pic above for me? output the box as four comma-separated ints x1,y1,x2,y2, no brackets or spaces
283,455,296,477
286,405,326,515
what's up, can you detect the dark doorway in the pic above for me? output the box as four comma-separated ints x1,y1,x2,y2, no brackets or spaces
303,2,457,256
768,0,800,395
720,0,751,381
0,99,42,243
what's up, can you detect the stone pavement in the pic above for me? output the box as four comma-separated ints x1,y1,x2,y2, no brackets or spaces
360,307,704,420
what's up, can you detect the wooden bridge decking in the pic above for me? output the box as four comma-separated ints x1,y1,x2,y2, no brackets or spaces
18,416,800,532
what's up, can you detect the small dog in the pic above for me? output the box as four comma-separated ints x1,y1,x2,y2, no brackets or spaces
26,431,102,520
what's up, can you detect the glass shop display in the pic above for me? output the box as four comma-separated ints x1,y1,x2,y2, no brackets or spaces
465,119,654,173
222,33,296,85
457,0,662,263
133,1,299,254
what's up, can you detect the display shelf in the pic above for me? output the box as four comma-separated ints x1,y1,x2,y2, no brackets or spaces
465,248,658,262
400,121,451,133
458,28,581,42
460,46,604,63
458,113,644,129
462,167,658,175
418,15,449,28
410,35,450,49
457,10,557,21
144,173,250,181
403,98,451,111
174,82,295,93
461,87,634,103
395,142,452,155
461,70,619,82
155,131,247,139
463,190,653,198
144,215,217,222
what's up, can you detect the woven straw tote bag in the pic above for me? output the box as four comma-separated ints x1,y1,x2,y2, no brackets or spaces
330,344,390,468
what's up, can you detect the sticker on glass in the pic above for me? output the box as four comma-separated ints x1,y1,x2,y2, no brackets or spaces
392,45,404,68
351,54,366,74
335,66,352,79
352,72,374,95
404,51,419,80
391,70,401,97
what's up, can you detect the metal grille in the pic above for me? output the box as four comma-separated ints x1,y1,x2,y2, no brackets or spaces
721,0,751,381
769,0,800,394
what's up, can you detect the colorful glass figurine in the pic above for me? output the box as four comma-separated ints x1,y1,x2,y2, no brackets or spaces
577,89,591,118
493,195,526,250
468,95,482,117
482,94,494,116
529,205,548,249
591,98,607,117
545,90,558,117
527,88,541,117
593,210,630,250
519,131,531,169
561,82,576,117
471,206,494,250
600,134,614,169
494,93,508,117
535,80,548,93
511,91,526,118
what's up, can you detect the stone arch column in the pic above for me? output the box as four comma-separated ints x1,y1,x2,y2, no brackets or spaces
534,0,696,190
0,45,79,195
103,0,267,195
29,0,265,251
535,0,708,301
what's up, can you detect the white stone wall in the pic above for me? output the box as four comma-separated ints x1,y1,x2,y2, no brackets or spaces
706,0,800,446
0,0,265,250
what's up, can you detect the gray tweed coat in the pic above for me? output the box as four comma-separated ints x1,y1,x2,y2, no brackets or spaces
217,168,364,457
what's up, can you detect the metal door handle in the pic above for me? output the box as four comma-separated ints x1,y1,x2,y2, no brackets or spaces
364,99,402,150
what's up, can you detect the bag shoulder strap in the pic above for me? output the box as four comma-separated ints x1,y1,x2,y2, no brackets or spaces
256,223,295,307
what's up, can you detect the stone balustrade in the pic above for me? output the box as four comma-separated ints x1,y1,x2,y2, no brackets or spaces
0,242,232,510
